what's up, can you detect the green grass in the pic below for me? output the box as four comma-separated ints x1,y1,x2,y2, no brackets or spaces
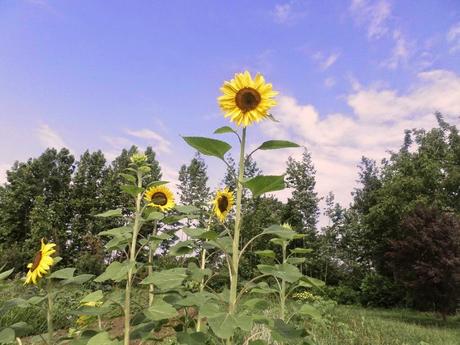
310,305,460,345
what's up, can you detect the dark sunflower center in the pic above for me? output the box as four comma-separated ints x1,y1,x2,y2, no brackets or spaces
152,192,168,206
218,196,229,213
31,251,42,271
235,87,261,112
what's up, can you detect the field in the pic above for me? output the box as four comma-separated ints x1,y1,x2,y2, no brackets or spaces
1,280,458,345
310,305,460,345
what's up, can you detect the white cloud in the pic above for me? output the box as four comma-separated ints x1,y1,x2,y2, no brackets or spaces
350,0,392,40
36,124,68,150
324,77,336,88
313,52,340,70
273,3,292,24
125,128,172,154
257,69,460,221
381,30,411,69
447,22,460,53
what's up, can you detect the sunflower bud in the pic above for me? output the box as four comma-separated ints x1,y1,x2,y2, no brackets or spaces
130,152,148,165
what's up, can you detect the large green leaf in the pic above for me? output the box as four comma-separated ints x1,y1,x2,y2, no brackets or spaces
290,248,313,254
254,250,276,258
257,140,300,151
0,328,15,343
144,299,178,321
0,268,13,281
198,301,222,319
49,268,75,280
244,175,285,197
182,136,231,160
270,319,304,342
140,268,187,290
81,290,104,304
146,211,164,221
95,209,123,218
10,322,33,337
208,313,237,339
120,185,144,197
298,304,321,319
257,263,302,283
177,332,208,345
87,331,120,345
298,276,325,288
214,126,236,135
61,274,94,286
94,261,134,282
169,240,195,256
262,224,297,240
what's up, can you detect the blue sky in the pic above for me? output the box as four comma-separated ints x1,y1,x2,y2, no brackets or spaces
1,0,460,215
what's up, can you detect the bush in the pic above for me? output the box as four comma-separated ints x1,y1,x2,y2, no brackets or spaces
323,285,360,305
360,273,404,308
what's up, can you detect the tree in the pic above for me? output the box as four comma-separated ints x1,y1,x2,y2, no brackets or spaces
69,150,110,273
178,153,210,210
386,205,460,317
283,148,320,237
0,148,75,269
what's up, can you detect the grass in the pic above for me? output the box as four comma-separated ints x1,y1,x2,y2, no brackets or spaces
310,305,460,345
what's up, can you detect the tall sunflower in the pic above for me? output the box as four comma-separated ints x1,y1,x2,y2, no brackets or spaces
25,239,56,285
213,188,234,222
145,185,175,212
218,71,278,127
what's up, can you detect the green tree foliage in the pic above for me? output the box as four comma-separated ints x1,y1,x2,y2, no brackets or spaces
283,148,320,239
0,148,75,270
178,153,210,211
386,205,460,316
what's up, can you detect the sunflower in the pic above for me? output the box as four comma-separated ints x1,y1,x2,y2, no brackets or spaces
144,185,175,212
213,188,235,222
25,239,56,285
218,71,278,127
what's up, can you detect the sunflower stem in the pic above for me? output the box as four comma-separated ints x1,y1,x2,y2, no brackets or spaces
148,220,158,307
228,127,246,326
123,168,143,345
46,279,53,345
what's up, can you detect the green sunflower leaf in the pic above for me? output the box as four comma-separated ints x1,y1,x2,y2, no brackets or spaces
257,263,302,283
244,175,285,197
140,268,187,290
0,268,14,280
214,126,237,135
144,299,178,321
256,140,300,151
182,136,231,160
49,268,75,280
120,185,144,197
0,328,15,344
255,250,276,258
81,290,104,304
94,209,123,218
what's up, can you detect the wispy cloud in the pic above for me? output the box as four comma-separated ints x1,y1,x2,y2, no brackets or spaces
125,129,172,154
312,51,340,70
381,30,411,69
350,0,392,40
324,77,336,88
272,1,307,25
447,22,460,53
36,124,68,150
0,163,10,185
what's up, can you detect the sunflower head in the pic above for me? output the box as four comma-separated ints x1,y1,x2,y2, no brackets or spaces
144,185,175,212
213,188,235,222
130,152,148,165
25,239,56,285
218,71,278,127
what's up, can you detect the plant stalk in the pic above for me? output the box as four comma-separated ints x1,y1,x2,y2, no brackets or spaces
124,169,143,345
148,220,158,307
46,280,53,345
229,127,246,315
280,241,287,321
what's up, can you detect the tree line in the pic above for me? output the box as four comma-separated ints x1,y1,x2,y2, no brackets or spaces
0,113,459,315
